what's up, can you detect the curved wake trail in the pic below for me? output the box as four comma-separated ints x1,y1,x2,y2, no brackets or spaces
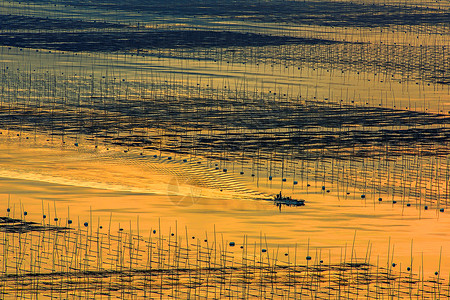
0,134,271,202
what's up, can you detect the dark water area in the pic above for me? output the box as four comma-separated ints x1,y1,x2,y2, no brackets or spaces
0,29,344,52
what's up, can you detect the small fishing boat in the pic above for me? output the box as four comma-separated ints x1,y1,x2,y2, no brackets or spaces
273,192,305,208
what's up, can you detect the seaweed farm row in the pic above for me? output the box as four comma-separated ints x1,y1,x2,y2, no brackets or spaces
1,0,449,86
0,24,448,86
1,214,449,299
2,130,450,215
0,59,449,209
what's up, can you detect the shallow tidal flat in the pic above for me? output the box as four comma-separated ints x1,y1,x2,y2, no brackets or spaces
0,0,449,298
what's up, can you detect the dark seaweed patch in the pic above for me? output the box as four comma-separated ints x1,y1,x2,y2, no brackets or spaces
0,29,344,52
0,216,71,233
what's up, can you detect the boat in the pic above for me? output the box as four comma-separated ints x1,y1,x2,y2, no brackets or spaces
273,192,305,207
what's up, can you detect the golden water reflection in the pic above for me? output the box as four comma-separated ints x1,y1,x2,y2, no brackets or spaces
1,131,449,277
